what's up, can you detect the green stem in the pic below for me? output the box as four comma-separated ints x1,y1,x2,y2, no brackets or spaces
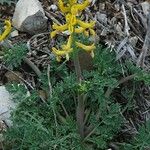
74,52,85,138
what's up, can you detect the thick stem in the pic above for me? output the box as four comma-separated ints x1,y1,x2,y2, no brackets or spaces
73,53,82,82
74,53,84,138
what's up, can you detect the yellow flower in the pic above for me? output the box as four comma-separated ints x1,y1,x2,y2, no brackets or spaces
53,23,68,31
52,47,72,56
61,35,72,50
58,0,70,13
50,0,96,61
52,47,73,61
71,5,78,15
83,28,96,37
76,42,95,52
89,28,96,36
75,27,96,37
75,27,84,33
65,13,77,33
65,13,72,23
52,36,73,61
0,20,12,42
76,42,95,57
75,0,90,11
68,24,74,33
70,15,77,25
69,0,77,6
50,30,58,38
77,19,95,28
51,23,69,38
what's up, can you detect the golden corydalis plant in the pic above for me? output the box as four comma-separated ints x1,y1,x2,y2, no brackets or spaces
51,0,96,61
0,20,12,41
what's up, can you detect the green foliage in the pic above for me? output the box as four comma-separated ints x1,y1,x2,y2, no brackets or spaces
93,45,123,77
6,83,28,103
5,84,82,150
86,103,122,149
3,43,28,69
3,45,150,149
133,120,150,149
124,61,150,85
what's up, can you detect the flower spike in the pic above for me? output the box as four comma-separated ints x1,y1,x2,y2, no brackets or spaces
50,0,96,61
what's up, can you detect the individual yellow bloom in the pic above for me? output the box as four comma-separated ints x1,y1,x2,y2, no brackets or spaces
52,47,68,56
83,28,96,37
52,47,73,61
76,42,95,58
69,0,77,6
75,27,84,33
0,20,12,42
75,0,90,11
77,19,95,28
50,30,58,38
71,5,78,15
61,35,72,50
66,13,76,25
76,42,96,52
52,23,68,31
65,13,71,23
89,28,96,36
75,27,95,36
58,0,70,13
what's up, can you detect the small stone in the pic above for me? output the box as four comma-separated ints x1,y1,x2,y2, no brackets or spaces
10,30,19,37
141,1,150,16
129,36,138,47
48,4,58,11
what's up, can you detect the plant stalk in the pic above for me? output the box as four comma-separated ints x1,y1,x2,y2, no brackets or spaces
73,52,85,138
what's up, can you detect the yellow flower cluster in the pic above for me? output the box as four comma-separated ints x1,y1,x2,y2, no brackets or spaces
0,20,12,42
51,0,96,61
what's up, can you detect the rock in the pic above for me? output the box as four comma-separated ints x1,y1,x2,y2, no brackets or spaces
10,30,19,38
129,36,138,47
48,4,58,11
96,12,107,24
12,0,48,35
141,1,150,16
0,86,16,127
